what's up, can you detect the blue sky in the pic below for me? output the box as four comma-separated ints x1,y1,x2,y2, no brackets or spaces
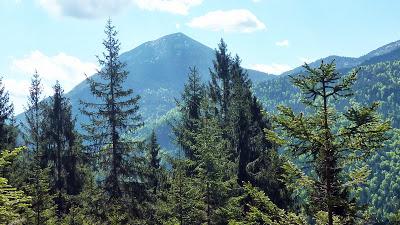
1,0,400,113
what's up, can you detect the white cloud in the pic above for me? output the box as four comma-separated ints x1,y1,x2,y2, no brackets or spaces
134,0,202,15
38,0,133,18
252,0,261,2
276,39,289,47
187,9,266,33
38,0,202,18
8,51,98,113
2,78,31,114
251,63,292,75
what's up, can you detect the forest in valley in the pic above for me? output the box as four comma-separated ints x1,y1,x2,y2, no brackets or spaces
1,20,400,225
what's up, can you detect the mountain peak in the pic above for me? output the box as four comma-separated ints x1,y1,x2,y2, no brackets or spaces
144,32,207,49
160,32,189,39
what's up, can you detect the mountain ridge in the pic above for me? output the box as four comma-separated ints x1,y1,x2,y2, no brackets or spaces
282,39,400,76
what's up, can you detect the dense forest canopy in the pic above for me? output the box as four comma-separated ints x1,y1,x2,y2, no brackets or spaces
1,20,399,225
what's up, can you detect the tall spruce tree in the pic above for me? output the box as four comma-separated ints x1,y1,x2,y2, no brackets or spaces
272,61,391,224
22,71,56,225
146,130,161,196
168,148,206,224
45,81,83,218
193,113,236,224
228,55,291,208
174,67,205,160
0,76,16,151
80,19,143,201
209,39,232,124
229,55,253,182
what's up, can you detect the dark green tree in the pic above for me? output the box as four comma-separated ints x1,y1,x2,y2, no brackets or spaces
44,81,84,219
174,66,205,160
81,20,142,209
0,76,16,152
193,114,236,224
146,130,162,196
20,71,56,225
167,150,206,225
272,61,391,224
209,39,232,124
228,56,291,209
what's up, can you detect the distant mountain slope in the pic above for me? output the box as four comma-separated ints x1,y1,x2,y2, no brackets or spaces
254,59,400,127
360,39,400,60
282,40,400,76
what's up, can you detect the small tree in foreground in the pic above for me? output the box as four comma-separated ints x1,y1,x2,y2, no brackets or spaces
0,147,31,224
270,61,391,225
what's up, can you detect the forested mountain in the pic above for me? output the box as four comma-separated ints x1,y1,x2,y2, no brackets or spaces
66,32,274,125
138,37,400,151
281,40,400,76
254,54,400,127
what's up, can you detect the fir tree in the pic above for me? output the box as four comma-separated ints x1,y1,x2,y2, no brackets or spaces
0,76,16,151
44,81,84,219
174,66,205,160
227,183,307,225
188,97,237,224
146,130,161,196
228,55,291,208
272,61,391,224
0,147,31,224
209,39,232,124
80,19,143,204
21,72,56,224
169,149,206,225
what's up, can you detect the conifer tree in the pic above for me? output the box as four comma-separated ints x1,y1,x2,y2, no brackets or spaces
146,130,161,196
80,19,143,202
193,114,236,224
0,76,16,151
228,56,291,208
21,71,56,225
174,67,205,160
229,55,253,181
227,183,307,225
272,61,391,224
168,149,205,224
209,39,232,124
44,81,83,219
0,147,31,224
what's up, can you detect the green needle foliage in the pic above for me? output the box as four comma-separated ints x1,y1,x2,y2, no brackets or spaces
0,77,16,151
80,19,145,223
0,147,31,224
272,61,391,224
227,183,307,225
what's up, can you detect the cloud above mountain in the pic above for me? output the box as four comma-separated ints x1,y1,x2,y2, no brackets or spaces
8,51,97,113
187,9,266,33
38,0,133,18
134,0,202,15
38,0,202,18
